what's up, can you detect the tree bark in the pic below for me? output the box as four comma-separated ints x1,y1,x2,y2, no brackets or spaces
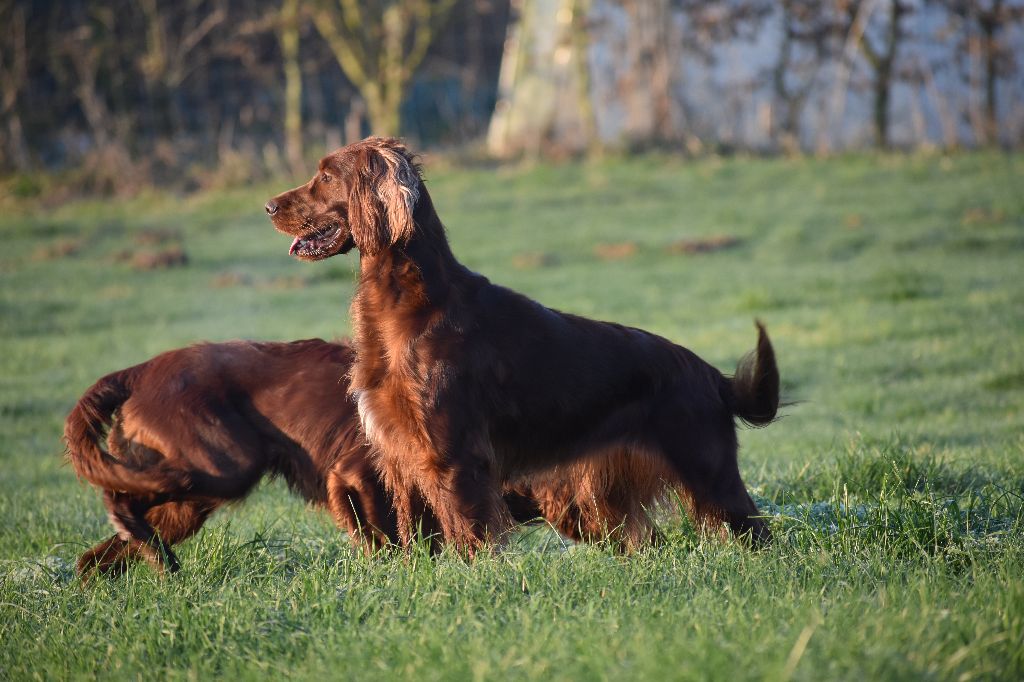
570,0,599,155
979,0,1002,145
312,0,455,137
279,0,304,176
0,0,29,169
821,0,876,154
862,0,906,148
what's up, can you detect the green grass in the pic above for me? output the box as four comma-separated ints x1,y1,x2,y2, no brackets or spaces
1,151,1023,680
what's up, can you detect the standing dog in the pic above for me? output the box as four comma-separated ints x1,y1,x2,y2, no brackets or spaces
68,340,669,576
267,138,779,554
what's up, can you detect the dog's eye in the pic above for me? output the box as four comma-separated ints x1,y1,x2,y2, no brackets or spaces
321,173,332,183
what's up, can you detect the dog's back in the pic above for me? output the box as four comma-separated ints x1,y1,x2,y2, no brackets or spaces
68,339,396,576
70,340,359,502
104,340,359,502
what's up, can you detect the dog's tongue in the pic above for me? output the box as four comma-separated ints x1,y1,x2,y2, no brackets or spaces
289,237,301,255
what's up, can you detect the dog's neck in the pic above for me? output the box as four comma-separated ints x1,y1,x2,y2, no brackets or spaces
352,184,467,343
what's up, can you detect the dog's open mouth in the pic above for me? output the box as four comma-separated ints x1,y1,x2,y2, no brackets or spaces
287,223,353,260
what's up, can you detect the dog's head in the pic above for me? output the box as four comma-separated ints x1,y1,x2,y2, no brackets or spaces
266,137,421,261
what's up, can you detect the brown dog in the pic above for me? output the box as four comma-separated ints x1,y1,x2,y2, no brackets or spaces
67,339,669,576
66,339,398,576
267,137,780,554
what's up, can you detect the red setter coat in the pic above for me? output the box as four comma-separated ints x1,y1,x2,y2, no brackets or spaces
267,138,779,554
67,340,669,576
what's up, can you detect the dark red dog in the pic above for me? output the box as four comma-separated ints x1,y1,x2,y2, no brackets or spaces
267,137,780,553
66,339,400,576
67,339,669,576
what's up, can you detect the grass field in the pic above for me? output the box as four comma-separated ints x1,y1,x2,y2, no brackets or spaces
1,151,1023,680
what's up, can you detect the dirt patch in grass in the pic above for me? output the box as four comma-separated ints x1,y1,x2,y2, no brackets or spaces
212,271,253,288
31,238,83,261
593,241,638,261
97,284,133,301
114,246,189,271
666,234,741,255
108,227,189,270
512,251,560,269
261,275,307,290
961,206,1006,227
134,227,183,246
212,271,308,290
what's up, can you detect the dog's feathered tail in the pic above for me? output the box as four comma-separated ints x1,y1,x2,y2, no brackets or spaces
726,320,780,427
64,367,188,495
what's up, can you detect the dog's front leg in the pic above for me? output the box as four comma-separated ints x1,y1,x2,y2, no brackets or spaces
372,452,420,549
410,428,513,557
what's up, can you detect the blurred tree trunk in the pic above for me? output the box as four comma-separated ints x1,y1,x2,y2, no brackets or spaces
844,0,911,148
137,0,227,138
979,3,999,143
772,5,802,151
0,0,29,169
487,0,613,158
771,0,834,153
278,0,304,176
820,0,873,154
49,5,141,194
619,0,677,146
312,0,456,137
52,22,113,148
570,0,599,155
489,0,770,157
918,54,958,149
972,0,1024,145
933,0,1024,145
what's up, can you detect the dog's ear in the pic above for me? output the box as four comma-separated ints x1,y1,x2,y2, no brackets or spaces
348,143,420,256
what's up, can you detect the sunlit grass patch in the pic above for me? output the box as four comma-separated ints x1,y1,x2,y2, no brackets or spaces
1,151,1023,679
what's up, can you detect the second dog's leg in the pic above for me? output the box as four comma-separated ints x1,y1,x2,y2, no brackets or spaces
78,535,131,578
80,500,219,579
374,455,418,549
103,492,181,574
326,465,399,552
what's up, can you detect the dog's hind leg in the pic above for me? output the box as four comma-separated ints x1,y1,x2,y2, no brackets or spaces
103,492,182,574
147,500,218,543
326,464,399,552
374,455,418,549
80,500,218,579
78,535,132,578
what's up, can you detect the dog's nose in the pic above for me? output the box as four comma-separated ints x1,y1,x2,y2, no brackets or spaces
265,200,279,215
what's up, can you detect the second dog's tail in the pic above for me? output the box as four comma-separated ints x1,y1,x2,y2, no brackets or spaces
64,366,187,495
727,321,780,427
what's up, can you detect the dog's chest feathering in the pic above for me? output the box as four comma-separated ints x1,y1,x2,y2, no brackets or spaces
352,389,380,445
